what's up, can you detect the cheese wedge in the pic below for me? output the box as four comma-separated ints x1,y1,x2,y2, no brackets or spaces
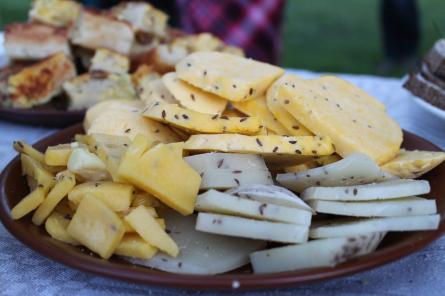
250,232,385,273
310,215,440,238
199,169,273,190
226,184,312,212
184,134,334,156
271,74,402,164
301,179,430,201
162,72,227,114
124,205,178,257
266,81,312,136
308,197,437,217
381,149,445,179
232,96,288,134
277,153,391,192
114,234,158,259
143,99,261,135
196,190,312,225
196,213,309,243
184,152,268,172
176,52,284,101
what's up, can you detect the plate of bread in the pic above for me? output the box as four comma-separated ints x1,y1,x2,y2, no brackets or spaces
0,0,242,126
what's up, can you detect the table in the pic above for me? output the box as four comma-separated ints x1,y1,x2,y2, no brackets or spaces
1,39,445,296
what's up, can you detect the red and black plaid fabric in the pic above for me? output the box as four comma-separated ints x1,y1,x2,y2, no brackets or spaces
176,0,286,64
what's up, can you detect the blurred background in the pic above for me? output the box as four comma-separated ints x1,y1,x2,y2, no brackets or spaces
0,0,444,77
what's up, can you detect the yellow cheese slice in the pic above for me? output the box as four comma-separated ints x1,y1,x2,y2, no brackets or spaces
162,72,227,114
176,52,284,102
184,134,334,156
272,74,402,164
143,99,261,135
381,149,445,178
266,77,312,136
87,108,181,143
232,96,289,135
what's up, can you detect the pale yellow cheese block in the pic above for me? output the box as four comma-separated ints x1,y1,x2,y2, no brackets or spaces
117,140,201,215
143,99,261,135
273,74,402,164
232,96,289,135
381,149,445,178
87,108,181,143
184,134,334,157
176,52,284,102
162,72,227,114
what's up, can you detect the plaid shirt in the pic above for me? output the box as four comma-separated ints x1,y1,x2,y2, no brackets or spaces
176,0,286,64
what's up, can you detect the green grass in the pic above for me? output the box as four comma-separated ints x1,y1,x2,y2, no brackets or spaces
282,0,445,76
1,0,444,77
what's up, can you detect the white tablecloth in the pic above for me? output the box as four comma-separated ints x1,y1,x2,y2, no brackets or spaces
1,33,445,295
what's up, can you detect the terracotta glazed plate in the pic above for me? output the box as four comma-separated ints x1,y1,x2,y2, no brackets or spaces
0,123,444,290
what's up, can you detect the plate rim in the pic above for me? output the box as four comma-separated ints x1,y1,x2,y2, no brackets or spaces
411,93,445,120
0,123,444,290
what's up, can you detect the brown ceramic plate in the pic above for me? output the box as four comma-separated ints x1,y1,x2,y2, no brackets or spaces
0,106,84,127
0,123,444,290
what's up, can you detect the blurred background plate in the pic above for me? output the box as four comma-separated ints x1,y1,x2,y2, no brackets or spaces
0,106,84,127
0,33,85,127
411,93,445,121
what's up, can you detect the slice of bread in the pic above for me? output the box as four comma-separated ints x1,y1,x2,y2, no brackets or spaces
4,23,70,60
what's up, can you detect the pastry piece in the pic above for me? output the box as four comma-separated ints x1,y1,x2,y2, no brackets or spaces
63,73,136,110
4,23,71,60
90,49,129,74
111,2,168,38
7,53,76,108
29,0,81,28
71,10,134,55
